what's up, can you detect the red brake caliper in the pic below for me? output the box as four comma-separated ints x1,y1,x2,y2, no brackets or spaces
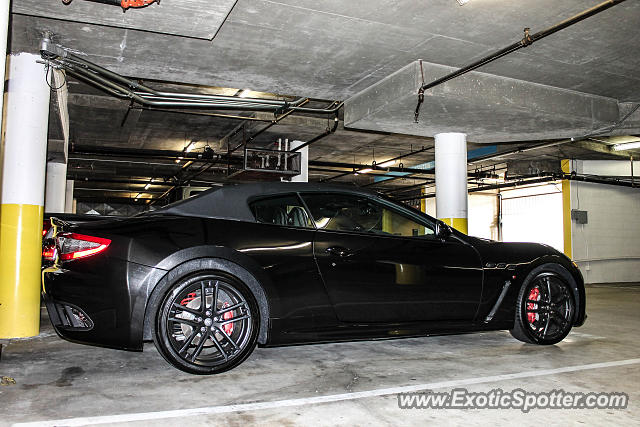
180,292,197,306
221,302,234,335
527,287,540,324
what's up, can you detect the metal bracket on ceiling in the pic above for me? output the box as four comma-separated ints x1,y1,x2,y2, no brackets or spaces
40,35,67,60
40,35,87,62
520,27,533,47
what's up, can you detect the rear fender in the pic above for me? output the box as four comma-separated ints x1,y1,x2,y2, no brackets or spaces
140,246,278,345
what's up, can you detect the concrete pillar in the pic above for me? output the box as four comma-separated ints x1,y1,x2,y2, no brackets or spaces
0,53,51,338
65,179,75,213
290,140,308,182
0,0,10,133
45,161,68,213
435,132,468,234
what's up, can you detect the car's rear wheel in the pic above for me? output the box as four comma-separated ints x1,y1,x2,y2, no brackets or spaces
153,271,259,374
510,267,575,345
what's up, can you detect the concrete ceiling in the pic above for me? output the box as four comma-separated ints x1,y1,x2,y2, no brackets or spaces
11,0,640,100
7,0,640,203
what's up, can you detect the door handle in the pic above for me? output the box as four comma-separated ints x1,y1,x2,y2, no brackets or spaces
325,246,352,257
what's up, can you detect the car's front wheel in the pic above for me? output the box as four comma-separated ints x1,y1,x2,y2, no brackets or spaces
510,265,575,345
153,271,259,374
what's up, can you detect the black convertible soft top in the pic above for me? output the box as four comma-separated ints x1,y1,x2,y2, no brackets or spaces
153,182,382,222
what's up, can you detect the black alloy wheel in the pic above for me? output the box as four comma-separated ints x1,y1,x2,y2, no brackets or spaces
154,272,258,374
511,271,575,345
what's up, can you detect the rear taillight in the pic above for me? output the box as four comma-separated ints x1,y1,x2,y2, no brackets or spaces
58,233,111,261
42,244,56,261
42,221,51,236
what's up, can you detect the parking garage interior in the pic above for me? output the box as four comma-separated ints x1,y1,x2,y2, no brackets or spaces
1,0,639,425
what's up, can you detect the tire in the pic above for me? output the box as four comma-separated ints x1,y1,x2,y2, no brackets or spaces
510,264,576,345
153,270,259,374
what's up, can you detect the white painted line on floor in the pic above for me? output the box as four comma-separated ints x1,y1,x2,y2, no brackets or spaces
13,358,640,427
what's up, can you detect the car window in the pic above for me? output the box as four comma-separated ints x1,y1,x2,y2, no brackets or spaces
249,195,314,228
301,193,434,237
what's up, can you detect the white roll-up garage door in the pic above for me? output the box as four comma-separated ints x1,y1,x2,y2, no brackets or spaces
501,183,564,252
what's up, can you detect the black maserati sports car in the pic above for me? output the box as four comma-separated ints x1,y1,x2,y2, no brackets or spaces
42,183,586,374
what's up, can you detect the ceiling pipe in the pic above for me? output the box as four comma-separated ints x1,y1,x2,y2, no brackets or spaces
291,116,341,152
69,176,174,186
140,107,274,122
398,176,557,201
323,146,434,185
70,146,443,185
414,0,629,121
314,160,437,178
398,171,639,202
74,196,157,203
75,187,167,194
382,180,436,195
359,146,435,187
41,41,342,116
467,139,574,165
562,172,638,188
243,99,311,146
151,161,221,205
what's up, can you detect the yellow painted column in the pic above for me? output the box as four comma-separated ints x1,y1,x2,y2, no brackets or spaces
561,159,573,259
0,53,51,338
435,132,468,234
440,217,469,235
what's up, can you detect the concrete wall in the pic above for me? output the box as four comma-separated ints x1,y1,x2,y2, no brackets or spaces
570,160,640,284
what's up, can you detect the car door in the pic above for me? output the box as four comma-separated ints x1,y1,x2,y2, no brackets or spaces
300,192,483,323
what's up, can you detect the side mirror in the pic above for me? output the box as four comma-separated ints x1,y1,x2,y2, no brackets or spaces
435,220,452,241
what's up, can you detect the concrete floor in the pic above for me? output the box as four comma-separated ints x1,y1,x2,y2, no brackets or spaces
1,284,639,426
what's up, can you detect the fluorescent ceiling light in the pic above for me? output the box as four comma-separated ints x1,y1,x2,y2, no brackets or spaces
612,141,640,151
134,193,141,200
144,183,151,190
378,159,396,168
184,141,196,152
239,89,251,98
357,168,373,174
456,0,471,5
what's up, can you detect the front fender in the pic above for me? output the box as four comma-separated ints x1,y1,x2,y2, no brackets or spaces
473,240,586,327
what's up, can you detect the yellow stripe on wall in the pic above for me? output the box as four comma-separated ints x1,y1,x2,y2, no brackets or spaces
561,159,572,259
441,217,468,234
0,204,43,338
